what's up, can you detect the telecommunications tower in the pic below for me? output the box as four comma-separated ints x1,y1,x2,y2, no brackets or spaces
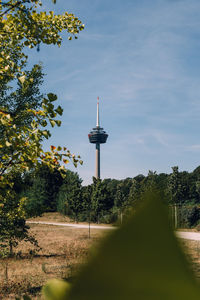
88,97,108,179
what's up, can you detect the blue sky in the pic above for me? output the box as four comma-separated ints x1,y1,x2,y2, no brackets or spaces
28,0,200,184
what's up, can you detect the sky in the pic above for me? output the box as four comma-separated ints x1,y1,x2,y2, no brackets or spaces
28,0,200,184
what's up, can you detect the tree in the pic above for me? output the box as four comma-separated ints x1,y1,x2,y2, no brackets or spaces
81,185,93,222
0,185,38,256
33,164,64,212
114,183,126,224
57,170,83,222
0,0,84,254
0,0,84,185
128,179,141,207
91,178,113,223
167,166,185,204
0,0,84,82
103,178,120,200
24,176,47,217
0,63,44,125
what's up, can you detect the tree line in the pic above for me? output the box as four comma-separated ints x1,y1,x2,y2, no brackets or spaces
14,165,200,227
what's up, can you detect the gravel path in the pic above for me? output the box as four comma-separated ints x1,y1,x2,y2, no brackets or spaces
27,220,115,230
175,231,200,241
27,221,200,241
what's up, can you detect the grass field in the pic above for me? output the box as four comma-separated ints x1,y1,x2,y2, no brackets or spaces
180,239,200,280
0,214,108,299
1,213,200,299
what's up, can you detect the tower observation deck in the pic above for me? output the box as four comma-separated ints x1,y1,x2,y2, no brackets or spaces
88,97,108,179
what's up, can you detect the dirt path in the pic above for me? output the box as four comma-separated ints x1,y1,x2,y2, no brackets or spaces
27,221,200,241
175,231,200,241
27,220,115,230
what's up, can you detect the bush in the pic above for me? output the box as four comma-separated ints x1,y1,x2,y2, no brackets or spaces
180,205,200,228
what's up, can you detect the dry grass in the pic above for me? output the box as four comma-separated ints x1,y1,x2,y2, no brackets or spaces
28,212,72,223
2,213,200,299
0,222,107,299
179,239,200,280
28,212,112,227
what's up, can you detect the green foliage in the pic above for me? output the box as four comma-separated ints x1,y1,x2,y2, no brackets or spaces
0,0,83,185
0,188,38,256
33,165,64,212
24,176,47,217
180,205,200,228
128,178,141,206
114,182,127,209
0,0,84,82
167,166,186,204
43,190,200,300
91,177,113,223
0,64,44,125
0,0,83,255
57,171,83,221
10,165,200,228
0,87,81,185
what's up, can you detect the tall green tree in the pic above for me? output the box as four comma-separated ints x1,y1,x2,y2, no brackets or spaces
0,0,83,254
57,171,82,222
34,164,63,212
128,179,141,207
24,176,47,217
114,183,127,224
0,183,38,256
81,185,93,222
91,178,113,223
167,166,185,204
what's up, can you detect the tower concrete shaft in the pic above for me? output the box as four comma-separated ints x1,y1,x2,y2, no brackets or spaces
96,143,100,179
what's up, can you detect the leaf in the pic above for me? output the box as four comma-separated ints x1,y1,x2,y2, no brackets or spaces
5,141,12,147
18,75,26,84
55,106,63,116
42,130,49,138
47,93,57,102
50,120,56,127
41,120,48,127
50,145,56,151
65,190,200,300
56,120,62,127
63,159,69,164
42,279,71,300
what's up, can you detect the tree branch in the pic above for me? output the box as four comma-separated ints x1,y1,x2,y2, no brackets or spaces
0,1,30,17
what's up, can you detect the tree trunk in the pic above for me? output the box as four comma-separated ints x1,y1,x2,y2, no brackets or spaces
4,261,8,283
174,204,178,229
120,210,123,225
9,240,13,256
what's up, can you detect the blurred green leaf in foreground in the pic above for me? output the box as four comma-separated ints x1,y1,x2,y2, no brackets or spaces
43,190,200,300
